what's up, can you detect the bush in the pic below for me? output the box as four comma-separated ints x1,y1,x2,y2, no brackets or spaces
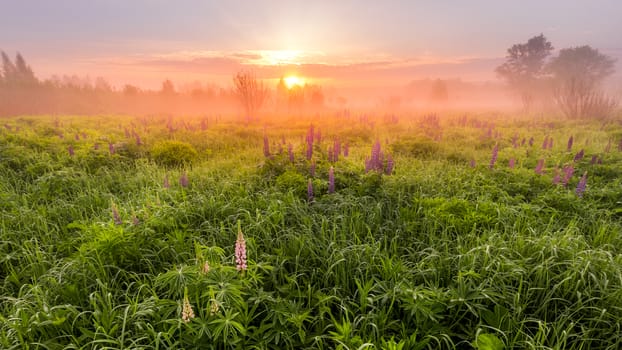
150,140,198,167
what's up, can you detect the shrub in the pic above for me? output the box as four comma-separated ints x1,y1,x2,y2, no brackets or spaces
150,140,198,167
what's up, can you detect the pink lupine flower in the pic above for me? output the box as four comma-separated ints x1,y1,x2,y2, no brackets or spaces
575,171,587,198
562,164,574,186
489,144,499,169
235,223,247,272
181,288,195,323
535,159,545,175
470,159,476,168
508,158,515,169
567,136,573,152
179,172,189,188
552,168,561,185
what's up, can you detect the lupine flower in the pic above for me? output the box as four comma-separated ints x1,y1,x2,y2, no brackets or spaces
562,164,574,186
163,174,170,189
263,135,270,157
528,137,534,146
574,149,584,162
521,138,526,146
288,143,294,163
68,145,74,156
181,288,195,323
328,166,335,194
385,154,394,175
75,134,80,141
535,159,545,175
307,179,314,202
542,136,548,150
93,143,100,150
333,139,340,162
112,204,122,225
508,158,515,169
109,143,115,155
590,155,598,165
489,144,499,169
235,222,247,272
179,172,189,188
135,134,142,146
567,136,574,152
576,171,587,197
310,160,316,177
470,159,476,168
201,261,210,275
552,168,561,185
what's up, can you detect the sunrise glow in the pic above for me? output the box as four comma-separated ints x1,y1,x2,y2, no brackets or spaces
284,75,305,89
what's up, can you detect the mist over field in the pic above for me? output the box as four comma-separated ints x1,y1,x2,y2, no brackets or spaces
1,1,622,349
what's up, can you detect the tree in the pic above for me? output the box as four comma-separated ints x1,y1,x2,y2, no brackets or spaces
548,46,617,119
1,51,37,87
496,34,553,110
233,70,268,119
161,79,176,96
429,78,448,102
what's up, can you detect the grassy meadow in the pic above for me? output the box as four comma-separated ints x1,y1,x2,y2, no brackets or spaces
0,112,621,349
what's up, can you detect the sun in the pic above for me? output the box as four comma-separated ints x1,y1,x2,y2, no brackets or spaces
284,75,305,89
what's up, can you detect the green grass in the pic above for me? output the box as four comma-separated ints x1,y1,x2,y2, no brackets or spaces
0,113,621,349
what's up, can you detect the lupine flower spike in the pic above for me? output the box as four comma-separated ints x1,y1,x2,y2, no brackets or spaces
112,203,122,225
489,144,498,169
576,171,587,198
235,221,247,272
181,287,195,323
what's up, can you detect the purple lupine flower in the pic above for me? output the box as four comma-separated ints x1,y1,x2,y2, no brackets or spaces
306,128,314,160
163,174,170,189
562,164,574,186
489,144,499,169
385,154,394,175
567,136,574,152
552,168,561,185
68,145,74,157
307,179,314,202
590,155,598,165
135,134,142,146
333,139,340,162
310,160,316,177
288,143,294,163
528,137,534,146
535,159,545,175
109,143,115,155
343,142,349,157
575,171,587,198
508,158,515,169
542,136,548,150
470,159,476,168
263,135,270,157
235,222,247,272
112,204,122,225
328,166,335,194
371,140,382,171
75,134,80,141
574,149,584,162
179,172,189,188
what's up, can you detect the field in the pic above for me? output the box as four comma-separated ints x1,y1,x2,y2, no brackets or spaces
1,113,621,349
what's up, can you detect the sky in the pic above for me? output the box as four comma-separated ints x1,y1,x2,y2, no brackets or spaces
1,0,621,89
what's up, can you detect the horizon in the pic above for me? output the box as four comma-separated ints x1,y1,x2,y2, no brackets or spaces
1,1,621,90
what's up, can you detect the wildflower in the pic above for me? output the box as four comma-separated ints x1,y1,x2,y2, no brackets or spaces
307,179,314,202
508,158,515,169
288,143,294,163
574,149,584,162
112,203,122,225
470,159,476,168
179,172,189,188
68,145,74,157
590,155,598,165
181,288,195,323
528,137,534,146
576,171,587,197
75,134,80,141
542,136,548,149
93,143,100,150
567,135,573,152
489,144,499,169
535,159,545,175
371,140,382,171
333,139,340,162
263,135,270,157
328,166,335,194
552,168,561,185
135,134,142,146
562,164,574,186
235,222,247,272
109,143,115,155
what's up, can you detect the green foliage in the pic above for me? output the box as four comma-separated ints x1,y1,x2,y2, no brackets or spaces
150,140,198,167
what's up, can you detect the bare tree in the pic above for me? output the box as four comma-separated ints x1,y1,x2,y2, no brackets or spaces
548,46,617,119
233,70,268,119
496,34,553,111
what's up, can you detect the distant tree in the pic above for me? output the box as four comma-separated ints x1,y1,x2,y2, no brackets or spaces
1,51,17,85
161,79,176,96
496,34,553,111
1,51,37,87
233,70,268,119
429,78,448,102
123,84,140,97
548,46,617,119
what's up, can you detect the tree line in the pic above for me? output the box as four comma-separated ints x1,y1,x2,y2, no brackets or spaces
496,34,618,118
